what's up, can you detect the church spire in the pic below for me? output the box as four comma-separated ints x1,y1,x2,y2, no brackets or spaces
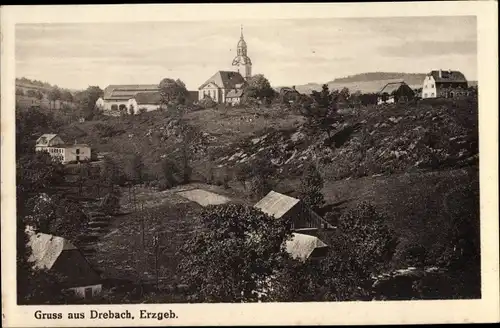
240,24,243,38
232,25,252,81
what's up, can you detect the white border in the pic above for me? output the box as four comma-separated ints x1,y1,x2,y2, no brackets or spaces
2,2,499,326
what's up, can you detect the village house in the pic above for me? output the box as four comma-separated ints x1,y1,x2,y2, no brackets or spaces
422,69,469,99
377,81,415,105
27,230,102,299
254,190,335,233
35,134,91,164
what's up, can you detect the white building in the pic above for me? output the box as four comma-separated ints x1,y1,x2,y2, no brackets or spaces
422,70,469,99
96,84,159,114
198,71,246,104
35,134,91,164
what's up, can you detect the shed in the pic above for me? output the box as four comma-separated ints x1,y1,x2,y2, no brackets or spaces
254,191,334,232
28,231,102,299
377,81,415,105
285,233,329,262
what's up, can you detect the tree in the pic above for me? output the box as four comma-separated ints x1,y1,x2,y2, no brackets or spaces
126,153,145,184
100,156,125,191
60,90,74,103
48,87,61,109
248,157,276,199
339,87,350,103
302,84,341,138
337,202,398,274
159,158,179,190
178,203,293,302
16,88,25,96
128,104,135,116
243,74,275,104
298,163,325,212
76,86,103,120
159,78,188,106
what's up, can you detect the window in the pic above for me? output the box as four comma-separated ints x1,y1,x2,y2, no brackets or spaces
431,93,435,97
431,84,434,88
76,149,80,155
424,93,427,97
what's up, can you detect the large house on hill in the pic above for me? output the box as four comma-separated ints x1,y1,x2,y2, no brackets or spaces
198,70,246,104
35,134,91,164
377,81,415,105
422,70,469,99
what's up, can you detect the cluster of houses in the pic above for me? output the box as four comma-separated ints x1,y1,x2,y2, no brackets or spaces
26,188,333,301
95,27,252,115
376,69,471,105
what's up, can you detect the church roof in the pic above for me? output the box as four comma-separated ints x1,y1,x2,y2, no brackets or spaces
103,84,159,100
198,71,246,90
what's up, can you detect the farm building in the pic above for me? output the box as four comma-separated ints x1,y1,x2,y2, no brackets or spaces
225,89,244,106
35,134,91,164
198,71,246,104
27,230,102,299
422,69,469,99
96,84,159,113
285,233,329,262
377,81,415,105
278,86,301,104
254,191,334,233
127,91,163,113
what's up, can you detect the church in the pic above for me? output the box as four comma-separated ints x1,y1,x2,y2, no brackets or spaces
198,26,253,105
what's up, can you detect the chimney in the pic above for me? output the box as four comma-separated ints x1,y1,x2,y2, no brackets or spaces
439,69,442,78
74,139,77,145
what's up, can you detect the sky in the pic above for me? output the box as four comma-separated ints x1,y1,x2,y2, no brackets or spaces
15,16,477,91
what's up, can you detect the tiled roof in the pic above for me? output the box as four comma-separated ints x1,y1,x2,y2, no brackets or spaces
103,84,159,100
28,232,77,270
429,70,467,83
133,91,162,105
254,191,300,219
198,71,245,90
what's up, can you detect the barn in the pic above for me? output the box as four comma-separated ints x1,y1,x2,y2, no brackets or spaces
285,233,329,262
377,81,415,105
254,191,334,233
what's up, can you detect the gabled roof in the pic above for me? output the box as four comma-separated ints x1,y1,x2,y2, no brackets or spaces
378,81,408,95
199,71,246,90
428,70,467,83
285,233,328,262
133,91,162,105
226,89,244,98
28,232,101,288
254,191,300,219
103,84,159,100
28,232,77,270
36,134,61,146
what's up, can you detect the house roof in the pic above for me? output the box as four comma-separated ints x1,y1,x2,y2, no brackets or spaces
36,134,59,146
103,84,159,100
285,233,328,262
198,71,246,90
226,89,244,98
133,91,162,105
429,70,467,83
254,191,300,219
378,81,407,95
28,232,101,288
28,232,77,270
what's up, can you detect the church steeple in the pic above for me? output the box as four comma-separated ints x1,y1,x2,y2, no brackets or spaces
232,25,252,80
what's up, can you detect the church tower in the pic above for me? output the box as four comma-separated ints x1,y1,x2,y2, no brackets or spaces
232,25,252,80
